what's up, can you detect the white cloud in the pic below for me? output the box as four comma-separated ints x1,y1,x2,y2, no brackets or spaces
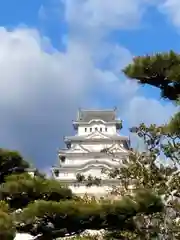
61,0,153,47
0,28,87,106
92,43,133,74
64,0,147,30
0,27,95,165
158,0,180,28
0,1,176,169
125,96,176,126
0,26,135,167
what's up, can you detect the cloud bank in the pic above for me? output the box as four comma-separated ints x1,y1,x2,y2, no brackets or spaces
0,0,176,169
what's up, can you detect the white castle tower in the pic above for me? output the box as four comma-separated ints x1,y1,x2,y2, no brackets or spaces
52,109,130,197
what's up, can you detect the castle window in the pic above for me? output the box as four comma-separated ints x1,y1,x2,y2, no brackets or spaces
54,169,59,177
90,128,92,132
100,128,102,132
60,155,66,162
95,127,98,131
85,128,87,132
66,143,71,149
105,127,107,132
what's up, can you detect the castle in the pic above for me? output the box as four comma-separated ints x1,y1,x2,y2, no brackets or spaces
51,109,130,197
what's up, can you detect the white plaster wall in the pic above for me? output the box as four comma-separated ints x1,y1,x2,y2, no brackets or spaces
82,168,108,179
71,142,125,153
78,123,117,136
105,124,117,135
57,165,114,181
81,143,112,152
60,157,120,166
70,184,136,197
14,233,35,240
58,172,76,180
69,142,113,153
83,168,101,177
69,184,112,196
78,125,89,136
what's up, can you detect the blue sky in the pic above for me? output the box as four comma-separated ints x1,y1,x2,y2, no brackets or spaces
0,0,178,171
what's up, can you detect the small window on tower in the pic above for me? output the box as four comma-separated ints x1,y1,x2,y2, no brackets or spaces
85,128,87,132
105,127,107,132
100,128,102,132
90,128,92,132
95,127,98,131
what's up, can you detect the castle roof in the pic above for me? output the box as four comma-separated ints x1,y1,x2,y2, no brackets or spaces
76,108,117,122
64,135,128,142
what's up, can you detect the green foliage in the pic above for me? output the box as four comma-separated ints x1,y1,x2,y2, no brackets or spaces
0,148,34,239
110,123,180,238
123,50,180,139
123,50,180,101
0,148,30,184
76,173,101,187
76,173,85,182
104,230,137,240
167,111,180,136
130,123,180,165
0,201,15,240
78,121,179,238
68,237,95,240
0,144,164,240
122,51,180,238
0,173,73,209
15,190,162,239
0,211,15,240
0,201,10,213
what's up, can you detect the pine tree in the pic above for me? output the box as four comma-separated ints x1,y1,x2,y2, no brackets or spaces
79,51,180,239
123,51,180,101
123,50,180,135
0,148,30,184
0,154,163,239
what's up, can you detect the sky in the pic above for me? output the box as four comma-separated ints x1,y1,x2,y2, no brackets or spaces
0,0,179,172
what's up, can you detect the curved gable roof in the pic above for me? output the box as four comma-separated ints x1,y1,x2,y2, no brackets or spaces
77,109,116,122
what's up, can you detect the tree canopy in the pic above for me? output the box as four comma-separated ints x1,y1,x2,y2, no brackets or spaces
123,50,180,101
0,173,73,209
0,201,15,240
15,189,162,239
123,50,180,137
108,51,180,239
0,148,30,184
77,51,180,239
0,148,163,240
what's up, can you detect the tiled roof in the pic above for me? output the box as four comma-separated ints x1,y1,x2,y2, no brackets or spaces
64,135,128,141
77,109,117,122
